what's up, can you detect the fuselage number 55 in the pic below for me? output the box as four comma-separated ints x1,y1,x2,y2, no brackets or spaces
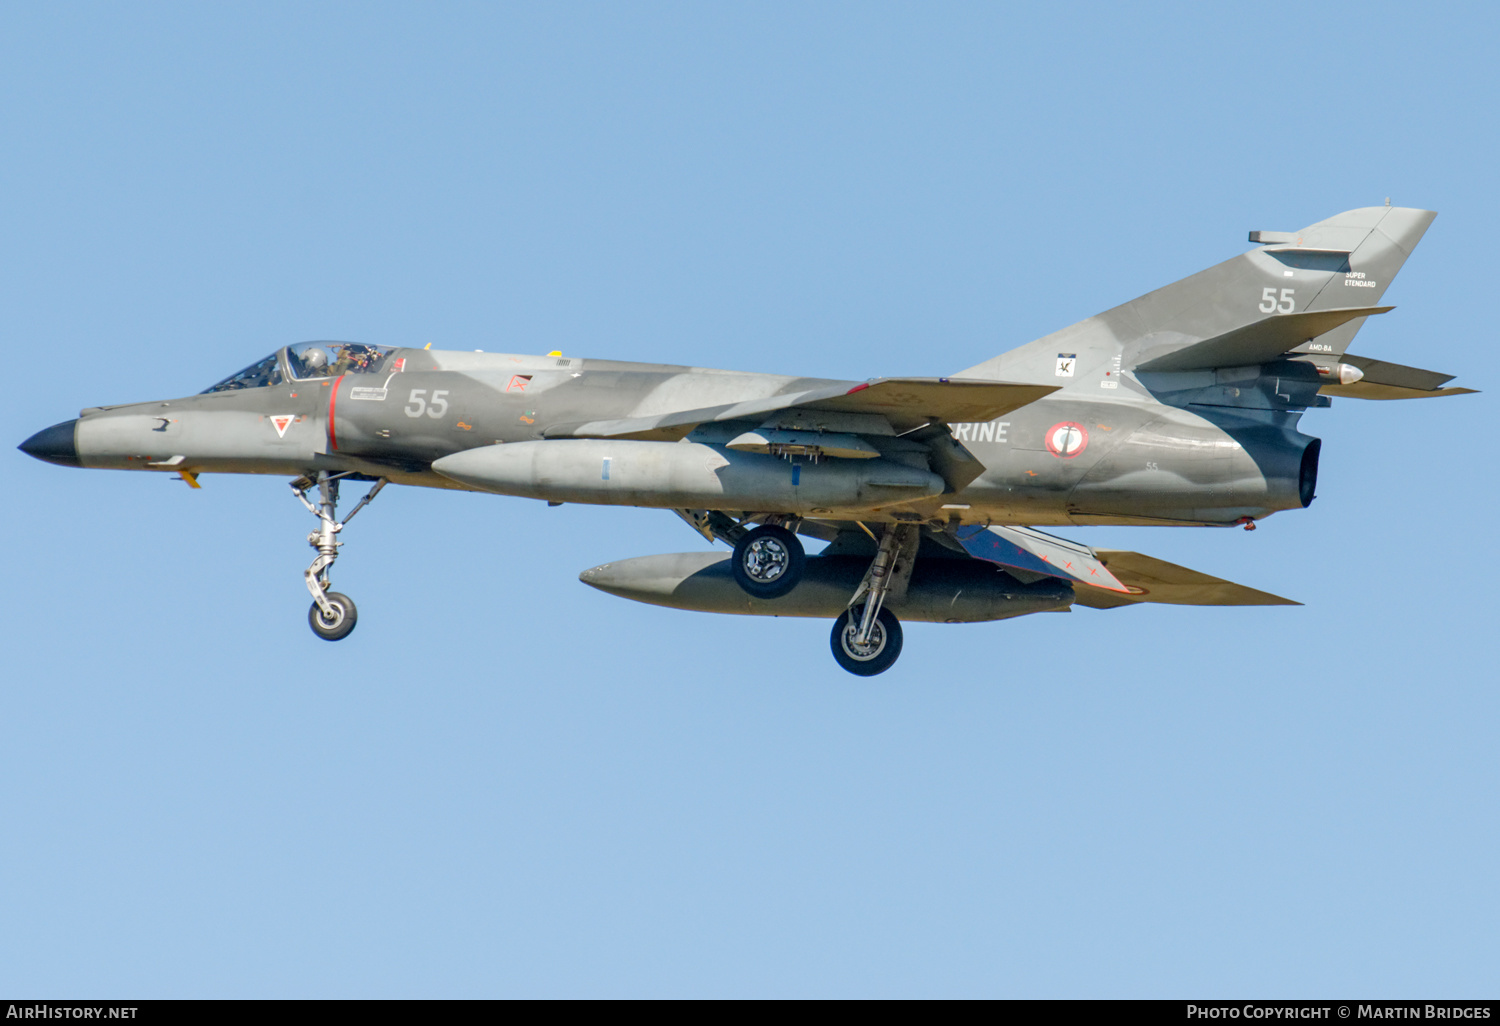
1259,287,1295,314
405,389,449,418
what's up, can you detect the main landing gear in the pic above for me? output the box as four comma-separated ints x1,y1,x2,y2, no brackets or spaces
831,605,903,676
676,509,914,676
731,516,910,675
833,523,919,677
731,522,806,599
291,471,386,641
677,511,810,598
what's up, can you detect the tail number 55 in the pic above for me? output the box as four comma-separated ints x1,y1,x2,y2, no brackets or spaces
1259,287,1295,314
405,389,450,418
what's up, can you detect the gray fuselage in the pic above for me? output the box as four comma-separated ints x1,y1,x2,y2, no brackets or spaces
54,343,1317,528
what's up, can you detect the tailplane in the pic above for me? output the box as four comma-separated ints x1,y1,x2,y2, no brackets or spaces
1318,354,1476,401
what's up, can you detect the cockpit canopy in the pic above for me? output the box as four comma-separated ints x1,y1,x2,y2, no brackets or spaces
202,342,398,393
203,353,283,393
285,341,395,379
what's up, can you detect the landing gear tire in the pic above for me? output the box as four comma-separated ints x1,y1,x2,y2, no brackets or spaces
293,472,385,641
309,592,358,641
831,605,903,676
731,524,805,599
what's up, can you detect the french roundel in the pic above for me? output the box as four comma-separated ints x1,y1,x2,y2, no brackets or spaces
1044,421,1088,458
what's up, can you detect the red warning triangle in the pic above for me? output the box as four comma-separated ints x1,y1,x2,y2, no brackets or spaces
270,415,294,438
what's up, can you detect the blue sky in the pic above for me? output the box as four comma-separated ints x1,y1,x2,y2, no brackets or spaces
1,1,1494,997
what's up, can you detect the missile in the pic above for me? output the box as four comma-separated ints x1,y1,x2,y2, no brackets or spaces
579,550,1074,623
433,439,947,515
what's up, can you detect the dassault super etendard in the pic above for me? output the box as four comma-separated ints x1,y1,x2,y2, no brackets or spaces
20,205,1474,674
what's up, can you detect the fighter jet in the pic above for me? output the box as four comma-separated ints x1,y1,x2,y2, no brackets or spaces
19,205,1474,674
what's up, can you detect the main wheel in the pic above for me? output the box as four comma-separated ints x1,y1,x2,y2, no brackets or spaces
830,605,903,676
308,592,358,641
731,524,806,599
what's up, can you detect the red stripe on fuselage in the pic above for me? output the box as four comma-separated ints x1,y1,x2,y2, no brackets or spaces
327,374,345,450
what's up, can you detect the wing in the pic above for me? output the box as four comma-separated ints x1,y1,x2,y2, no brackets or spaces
543,377,1058,442
1072,550,1299,608
777,520,1296,608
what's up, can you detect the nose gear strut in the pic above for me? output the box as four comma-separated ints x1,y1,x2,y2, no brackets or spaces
290,471,386,640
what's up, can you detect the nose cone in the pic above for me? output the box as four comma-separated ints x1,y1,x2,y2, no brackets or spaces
19,419,80,466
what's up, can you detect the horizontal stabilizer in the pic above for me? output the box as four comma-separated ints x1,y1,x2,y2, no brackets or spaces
546,378,1056,441
1320,354,1478,400
1135,307,1393,372
1071,551,1299,609
954,524,1129,593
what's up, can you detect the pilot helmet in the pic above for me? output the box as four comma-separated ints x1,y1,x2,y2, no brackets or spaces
301,347,330,373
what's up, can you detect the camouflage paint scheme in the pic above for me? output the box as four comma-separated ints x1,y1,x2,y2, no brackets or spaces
19,206,1475,671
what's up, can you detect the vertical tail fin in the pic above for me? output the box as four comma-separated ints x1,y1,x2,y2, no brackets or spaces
1275,205,1435,358
959,206,1436,384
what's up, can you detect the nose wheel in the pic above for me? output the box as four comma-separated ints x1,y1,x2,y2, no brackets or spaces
291,471,386,641
308,592,358,641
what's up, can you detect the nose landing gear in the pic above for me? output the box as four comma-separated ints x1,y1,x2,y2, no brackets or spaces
309,591,358,641
291,471,386,641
